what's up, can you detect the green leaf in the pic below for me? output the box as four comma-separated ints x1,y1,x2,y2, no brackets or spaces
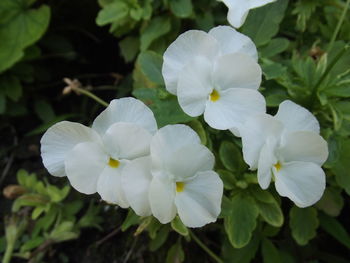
187,120,207,145
225,194,259,248
121,209,140,232
256,200,283,227
0,75,22,101
260,38,290,58
241,0,288,47
171,216,189,236
20,236,44,253
140,16,171,51
34,100,55,123
166,240,185,263
96,1,128,26
319,213,350,249
217,170,236,190
289,206,319,245
0,0,51,73
32,206,45,220
315,187,344,217
170,0,193,18
0,92,5,113
261,238,282,263
149,225,170,251
119,36,140,62
137,51,164,85
332,138,350,195
219,141,247,174
292,0,319,32
222,234,260,263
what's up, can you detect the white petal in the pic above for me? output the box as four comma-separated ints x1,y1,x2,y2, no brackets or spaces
213,53,261,91
162,30,220,95
274,161,326,207
149,175,177,224
175,171,223,228
208,26,258,60
92,97,157,135
278,131,328,165
177,56,213,117
103,122,152,160
122,156,152,216
274,100,320,134
150,124,200,171
257,139,278,189
65,142,108,194
204,88,266,130
249,0,276,8
240,114,283,169
97,162,129,208
167,144,215,181
221,0,251,28
40,121,102,177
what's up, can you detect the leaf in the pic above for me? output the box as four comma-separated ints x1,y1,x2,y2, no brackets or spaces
149,225,170,251
260,38,290,58
121,209,140,232
217,170,236,190
225,194,259,248
222,234,260,263
332,138,350,195
20,236,44,253
140,16,171,51
292,0,319,32
0,92,5,113
166,240,185,263
137,51,164,85
315,187,344,217
241,0,289,47
171,216,189,236
289,206,319,245
219,141,247,174
319,213,350,249
170,0,193,18
256,200,283,227
34,100,55,123
0,0,51,73
119,36,140,62
0,75,22,101
261,238,282,263
96,1,128,26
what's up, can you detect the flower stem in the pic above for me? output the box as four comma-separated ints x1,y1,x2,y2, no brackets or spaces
2,242,14,263
328,0,350,52
74,86,109,107
189,230,223,263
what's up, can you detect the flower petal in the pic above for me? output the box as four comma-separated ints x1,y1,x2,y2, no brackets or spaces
249,0,276,8
40,121,102,177
151,124,200,171
204,88,266,130
92,97,157,135
65,142,108,194
97,162,129,208
213,53,261,91
175,171,223,228
122,156,152,216
177,56,213,117
103,122,152,160
257,139,277,189
274,100,320,134
221,0,251,28
149,174,177,224
240,114,283,169
274,161,326,207
162,30,220,95
278,131,328,165
167,144,215,181
208,26,258,60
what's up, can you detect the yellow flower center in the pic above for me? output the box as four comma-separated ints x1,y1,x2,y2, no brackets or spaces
176,182,185,193
108,158,120,168
210,89,220,102
274,162,282,171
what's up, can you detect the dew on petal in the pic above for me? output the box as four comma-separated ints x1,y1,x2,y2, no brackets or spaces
210,89,220,102
176,182,185,192
108,158,120,168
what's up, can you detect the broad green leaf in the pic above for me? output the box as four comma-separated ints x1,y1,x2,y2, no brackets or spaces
261,238,282,263
0,75,22,101
332,138,350,195
319,213,350,249
31,206,45,220
121,210,140,232
137,51,164,85
147,218,162,239
166,240,185,263
119,36,140,62
219,141,247,174
0,0,51,73
20,236,44,253
289,206,318,245
149,225,170,251
225,194,259,248
34,100,55,123
256,200,283,227
96,1,128,26
315,187,344,217
260,38,290,58
140,16,171,51
241,0,288,47
170,0,193,18
217,170,236,190
222,234,260,263
171,216,189,236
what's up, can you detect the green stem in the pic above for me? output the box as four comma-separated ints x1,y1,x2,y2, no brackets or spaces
2,242,14,263
189,230,223,263
74,87,109,107
328,0,350,52
309,44,349,109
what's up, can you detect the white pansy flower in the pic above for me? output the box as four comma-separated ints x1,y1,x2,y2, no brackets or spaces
122,125,223,228
220,0,277,28
41,98,157,207
240,100,328,207
162,26,265,132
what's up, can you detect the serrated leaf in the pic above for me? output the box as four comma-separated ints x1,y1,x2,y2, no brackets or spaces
96,1,128,26
225,194,259,248
289,206,318,245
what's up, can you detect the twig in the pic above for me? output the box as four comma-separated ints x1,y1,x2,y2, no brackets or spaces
95,226,121,247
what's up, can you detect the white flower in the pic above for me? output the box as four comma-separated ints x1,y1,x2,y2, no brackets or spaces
220,0,277,28
162,26,265,132
240,100,328,207
40,98,157,207
122,124,223,228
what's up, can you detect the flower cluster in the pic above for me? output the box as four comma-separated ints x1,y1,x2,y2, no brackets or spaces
41,98,223,228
